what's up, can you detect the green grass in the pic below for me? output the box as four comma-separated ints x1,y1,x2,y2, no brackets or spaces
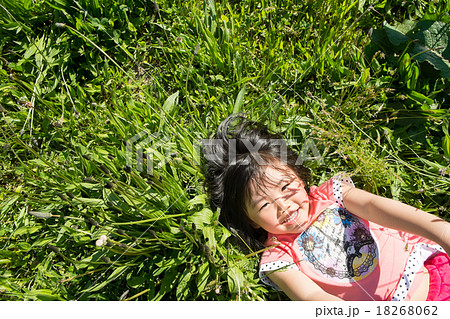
0,0,449,300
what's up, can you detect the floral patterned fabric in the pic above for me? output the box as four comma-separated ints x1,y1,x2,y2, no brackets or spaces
297,205,378,283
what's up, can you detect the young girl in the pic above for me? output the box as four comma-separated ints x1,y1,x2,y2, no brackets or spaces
203,114,450,301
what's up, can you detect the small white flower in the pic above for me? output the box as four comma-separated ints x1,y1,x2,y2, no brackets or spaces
96,235,109,247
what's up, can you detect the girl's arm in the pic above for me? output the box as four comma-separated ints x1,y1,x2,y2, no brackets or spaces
268,268,343,301
342,184,450,256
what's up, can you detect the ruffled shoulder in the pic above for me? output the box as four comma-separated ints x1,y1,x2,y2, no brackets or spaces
307,174,355,225
260,235,298,290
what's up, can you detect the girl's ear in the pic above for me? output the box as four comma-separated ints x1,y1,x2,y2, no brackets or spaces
245,210,261,229
250,220,261,229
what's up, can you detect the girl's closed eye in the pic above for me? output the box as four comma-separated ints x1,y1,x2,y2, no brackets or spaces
260,202,269,210
281,183,290,191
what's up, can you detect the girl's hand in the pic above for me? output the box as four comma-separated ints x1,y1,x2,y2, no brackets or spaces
439,222,450,256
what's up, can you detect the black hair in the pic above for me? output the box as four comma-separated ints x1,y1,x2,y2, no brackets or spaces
202,114,310,251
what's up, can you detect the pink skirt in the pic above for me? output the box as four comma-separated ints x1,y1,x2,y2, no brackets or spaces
425,252,450,301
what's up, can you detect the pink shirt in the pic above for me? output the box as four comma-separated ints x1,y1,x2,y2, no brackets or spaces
259,176,442,301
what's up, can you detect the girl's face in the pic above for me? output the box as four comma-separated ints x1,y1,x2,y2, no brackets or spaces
245,165,310,235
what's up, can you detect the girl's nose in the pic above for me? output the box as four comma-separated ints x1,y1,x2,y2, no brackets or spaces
277,201,291,217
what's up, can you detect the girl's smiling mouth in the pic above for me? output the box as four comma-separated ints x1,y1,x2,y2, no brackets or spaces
281,209,299,225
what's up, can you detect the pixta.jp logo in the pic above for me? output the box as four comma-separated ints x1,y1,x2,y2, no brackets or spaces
199,138,324,166
126,131,175,174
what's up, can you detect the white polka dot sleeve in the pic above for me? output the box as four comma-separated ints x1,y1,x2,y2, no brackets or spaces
391,243,445,301
332,174,354,209
259,261,298,290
